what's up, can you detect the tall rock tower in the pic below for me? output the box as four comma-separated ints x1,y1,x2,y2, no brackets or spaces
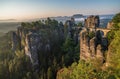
84,15,100,28
80,15,107,63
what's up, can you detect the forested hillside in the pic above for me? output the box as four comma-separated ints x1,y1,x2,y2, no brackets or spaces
0,13,120,79
57,13,120,79
0,18,80,79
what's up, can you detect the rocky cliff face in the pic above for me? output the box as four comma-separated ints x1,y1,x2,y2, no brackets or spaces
25,33,44,72
107,21,114,29
12,19,79,72
85,15,100,28
12,23,65,72
80,15,108,63
12,16,111,79
56,15,113,79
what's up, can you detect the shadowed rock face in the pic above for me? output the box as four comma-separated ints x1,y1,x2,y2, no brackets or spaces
80,29,108,62
12,25,65,72
25,33,42,72
12,18,81,73
65,18,75,38
80,15,108,63
56,15,112,79
95,30,108,51
12,31,21,51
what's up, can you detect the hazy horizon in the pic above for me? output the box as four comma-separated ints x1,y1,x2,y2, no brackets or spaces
0,0,120,20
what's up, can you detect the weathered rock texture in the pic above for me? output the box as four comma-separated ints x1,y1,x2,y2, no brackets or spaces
85,15,100,28
65,18,75,38
12,18,81,73
80,15,108,63
56,15,112,79
12,24,65,72
107,21,114,29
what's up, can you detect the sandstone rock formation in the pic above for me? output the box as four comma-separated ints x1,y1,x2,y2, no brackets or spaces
80,15,108,63
56,15,112,79
107,21,114,29
12,32,19,51
65,18,75,38
12,24,65,72
85,15,100,28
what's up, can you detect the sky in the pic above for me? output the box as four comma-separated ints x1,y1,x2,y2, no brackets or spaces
0,0,120,20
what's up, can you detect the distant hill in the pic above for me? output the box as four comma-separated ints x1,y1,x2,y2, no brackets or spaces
72,14,84,18
0,19,16,22
99,14,114,19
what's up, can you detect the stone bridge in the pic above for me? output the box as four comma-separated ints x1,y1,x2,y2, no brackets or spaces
89,27,111,37
96,28,111,37
79,15,112,61
79,27,111,60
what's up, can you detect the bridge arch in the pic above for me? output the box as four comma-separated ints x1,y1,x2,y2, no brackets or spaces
96,30,104,38
96,28,111,37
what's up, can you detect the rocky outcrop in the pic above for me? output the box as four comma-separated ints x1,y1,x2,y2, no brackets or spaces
12,24,64,72
80,28,108,63
80,28,90,60
12,31,21,51
107,21,114,29
25,33,42,72
65,18,75,38
80,15,108,63
85,15,100,28
56,15,111,79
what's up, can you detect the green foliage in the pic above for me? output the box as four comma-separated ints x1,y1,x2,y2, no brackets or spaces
58,13,120,79
58,60,111,79
45,18,58,29
0,18,78,79
107,30,120,78
107,13,120,43
61,36,79,66
104,13,120,78
88,31,95,39
47,67,53,79
62,37,75,53
77,22,83,27
21,18,59,30
112,13,120,29
1,13,120,79
107,31,115,44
